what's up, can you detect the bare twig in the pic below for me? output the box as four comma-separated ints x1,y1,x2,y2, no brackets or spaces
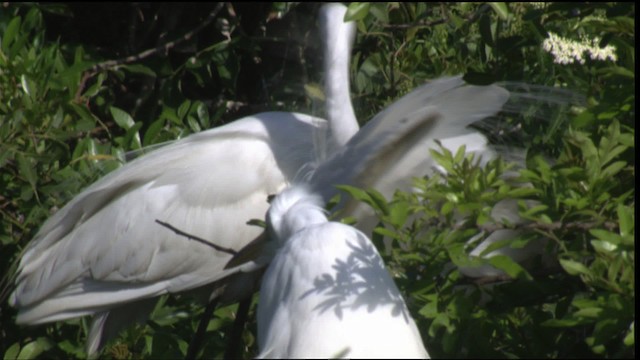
465,263,565,286
472,219,619,233
224,297,253,360
75,2,225,101
155,219,238,255
381,4,484,30
185,296,220,360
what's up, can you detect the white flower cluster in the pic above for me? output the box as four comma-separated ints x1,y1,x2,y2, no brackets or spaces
528,2,549,10
542,32,618,65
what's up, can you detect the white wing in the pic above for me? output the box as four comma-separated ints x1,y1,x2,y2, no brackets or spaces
309,76,509,223
9,5,361,354
9,112,323,345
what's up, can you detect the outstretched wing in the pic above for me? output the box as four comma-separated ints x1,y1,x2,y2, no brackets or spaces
310,77,509,220
10,112,322,326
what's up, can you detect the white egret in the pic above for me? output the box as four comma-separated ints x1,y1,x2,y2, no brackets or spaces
253,77,520,358
257,185,429,358
253,79,514,357
321,3,358,149
7,2,554,356
8,4,358,356
306,76,510,226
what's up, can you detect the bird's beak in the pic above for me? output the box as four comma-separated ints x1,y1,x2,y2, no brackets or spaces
224,231,271,270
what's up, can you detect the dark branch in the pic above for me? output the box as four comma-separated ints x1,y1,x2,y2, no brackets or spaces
472,219,619,233
155,219,238,256
75,2,225,101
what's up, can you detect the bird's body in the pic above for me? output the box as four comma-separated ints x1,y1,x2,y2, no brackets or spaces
8,4,360,355
11,113,317,316
254,77,510,358
9,112,327,349
257,186,428,358
307,76,509,225
7,1,553,355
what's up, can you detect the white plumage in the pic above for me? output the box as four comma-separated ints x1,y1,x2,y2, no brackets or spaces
8,2,546,357
257,185,429,358
9,4,359,355
10,112,324,352
254,75,512,358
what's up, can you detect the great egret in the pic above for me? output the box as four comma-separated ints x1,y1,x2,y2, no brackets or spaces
306,77,510,227
253,77,517,358
8,4,358,356
257,185,429,358
7,3,551,356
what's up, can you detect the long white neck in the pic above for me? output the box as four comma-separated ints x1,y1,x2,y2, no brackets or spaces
321,3,358,147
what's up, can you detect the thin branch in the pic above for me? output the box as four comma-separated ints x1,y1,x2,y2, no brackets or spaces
465,263,566,286
155,219,238,256
224,297,253,360
474,219,619,233
185,296,220,360
381,4,483,30
75,2,225,101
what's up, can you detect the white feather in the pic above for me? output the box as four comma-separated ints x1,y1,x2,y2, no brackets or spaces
257,186,429,358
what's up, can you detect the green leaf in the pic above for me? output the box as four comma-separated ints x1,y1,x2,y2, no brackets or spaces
542,318,590,327
486,255,533,280
345,2,370,22
143,119,166,146
601,160,626,178
123,122,143,150
590,229,622,246
367,189,390,216
3,342,20,360
388,201,409,228
187,115,201,132
121,64,157,77
574,307,603,318
196,102,210,129
559,259,591,276
177,100,192,121
2,16,21,52
623,322,634,346
488,3,509,20
336,185,369,203
596,65,635,78
419,297,438,318
20,74,35,99
110,106,135,130
16,153,37,190
368,3,389,24
304,83,324,101
373,226,400,241
520,203,549,217
616,204,633,238
16,338,53,360
591,240,617,253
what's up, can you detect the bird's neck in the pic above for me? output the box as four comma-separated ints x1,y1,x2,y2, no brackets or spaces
323,12,358,147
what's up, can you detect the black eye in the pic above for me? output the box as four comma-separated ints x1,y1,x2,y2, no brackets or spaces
267,194,276,203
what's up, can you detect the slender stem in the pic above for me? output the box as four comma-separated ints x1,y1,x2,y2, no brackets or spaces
155,219,238,255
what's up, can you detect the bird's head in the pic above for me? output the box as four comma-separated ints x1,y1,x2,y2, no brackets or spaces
267,185,327,244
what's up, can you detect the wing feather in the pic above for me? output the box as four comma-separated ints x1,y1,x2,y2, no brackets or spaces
10,112,323,326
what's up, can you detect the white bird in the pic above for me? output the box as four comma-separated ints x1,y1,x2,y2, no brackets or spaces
253,79,514,358
7,2,551,356
306,76,510,227
7,4,358,356
257,185,429,358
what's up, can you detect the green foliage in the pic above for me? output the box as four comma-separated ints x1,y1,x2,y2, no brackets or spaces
0,2,634,359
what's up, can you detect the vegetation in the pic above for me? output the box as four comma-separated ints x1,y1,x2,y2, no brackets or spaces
0,2,634,359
